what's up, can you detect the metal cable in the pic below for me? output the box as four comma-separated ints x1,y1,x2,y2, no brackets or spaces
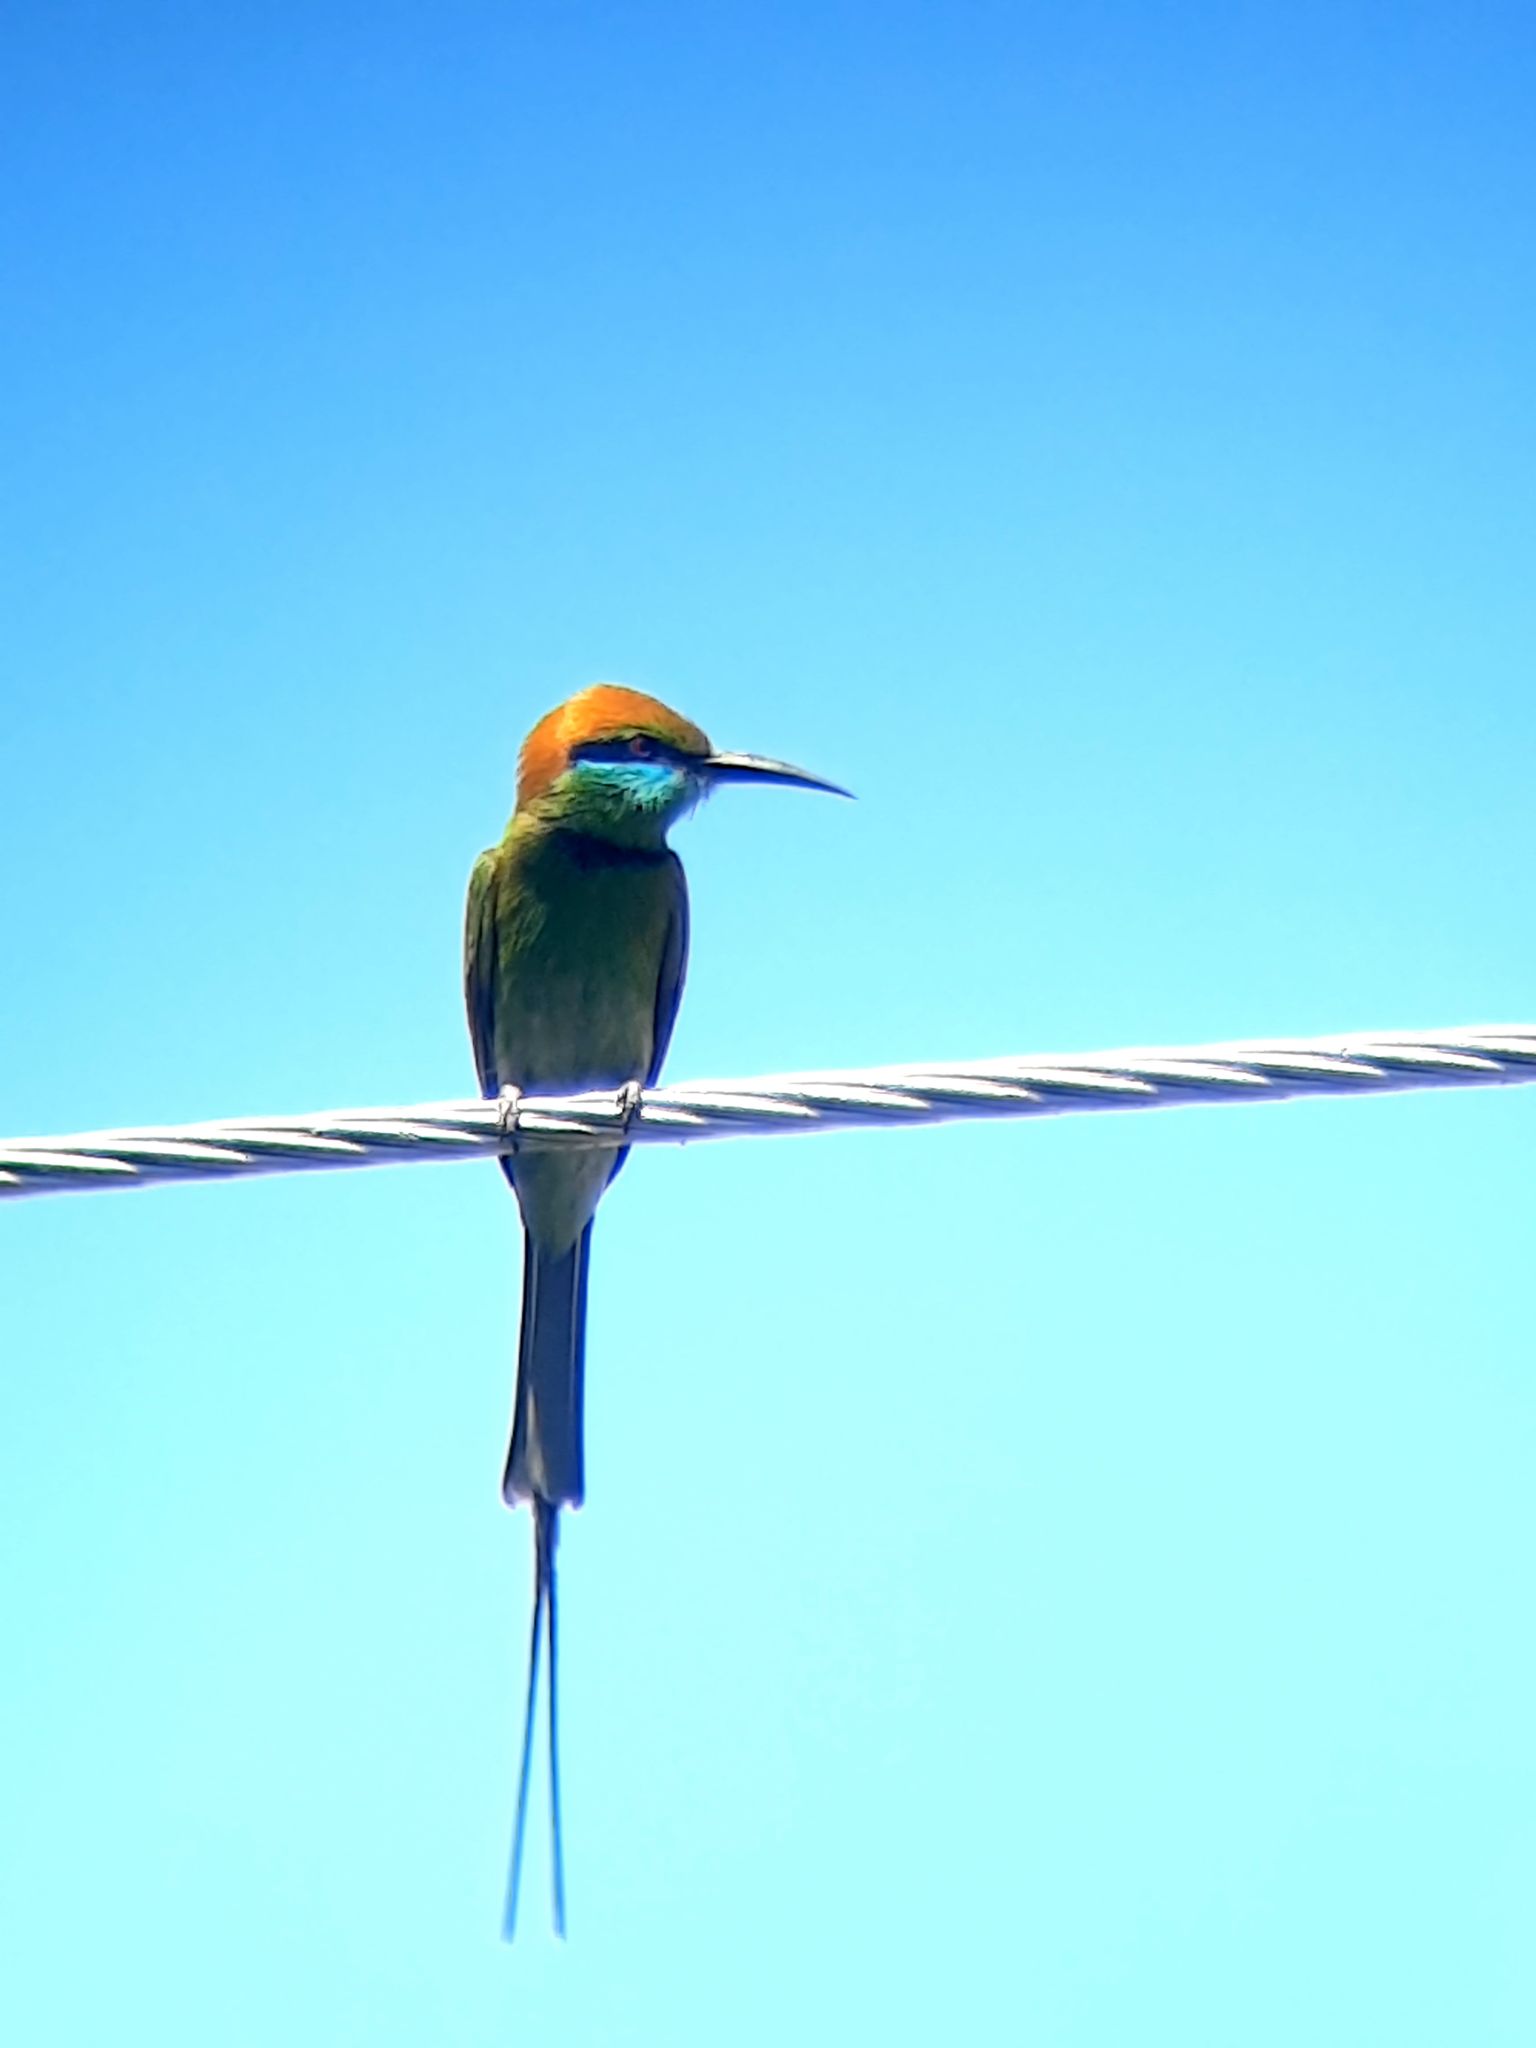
3,1026,1533,1202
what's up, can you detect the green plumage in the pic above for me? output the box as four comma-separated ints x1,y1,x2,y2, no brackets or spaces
465,813,689,1505
464,683,845,1938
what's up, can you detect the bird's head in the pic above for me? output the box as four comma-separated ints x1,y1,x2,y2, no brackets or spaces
516,684,849,846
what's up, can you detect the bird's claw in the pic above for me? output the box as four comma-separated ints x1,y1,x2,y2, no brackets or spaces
497,1085,523,1153
616,1080,644,1134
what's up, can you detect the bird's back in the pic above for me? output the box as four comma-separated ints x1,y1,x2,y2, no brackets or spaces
467,819,688,1254
472,822,686,1096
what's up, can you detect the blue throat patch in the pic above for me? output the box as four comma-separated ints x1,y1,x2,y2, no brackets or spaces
571,757,697,817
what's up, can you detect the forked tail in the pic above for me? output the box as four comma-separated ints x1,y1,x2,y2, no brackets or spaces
500,1222,591,1936
503,1496,565,1939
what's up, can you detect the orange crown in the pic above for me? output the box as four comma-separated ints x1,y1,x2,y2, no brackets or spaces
517,685,712,807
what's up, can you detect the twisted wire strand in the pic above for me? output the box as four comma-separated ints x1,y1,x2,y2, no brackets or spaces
3,1026,1533,1203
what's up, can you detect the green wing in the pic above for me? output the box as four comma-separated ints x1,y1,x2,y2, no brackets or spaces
464,847,502,1097
647,852,690,1086
601,853,689,1193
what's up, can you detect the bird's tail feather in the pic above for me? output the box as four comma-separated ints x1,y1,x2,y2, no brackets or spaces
500,1224,587,1937
504,1223,592,1508
502,1497,565,1939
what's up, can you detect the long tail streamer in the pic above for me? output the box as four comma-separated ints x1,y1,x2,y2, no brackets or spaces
503,1500,565,1940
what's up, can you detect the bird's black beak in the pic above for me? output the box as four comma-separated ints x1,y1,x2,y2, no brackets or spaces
703,750,853,799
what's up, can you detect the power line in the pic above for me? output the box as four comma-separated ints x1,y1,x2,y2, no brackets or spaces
3,1025,1532,1203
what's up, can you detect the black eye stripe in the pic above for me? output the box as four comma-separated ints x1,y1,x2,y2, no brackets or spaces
571,737,692,767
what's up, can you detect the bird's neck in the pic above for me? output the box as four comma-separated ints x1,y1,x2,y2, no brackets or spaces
514,793,676,855
520,765,697,851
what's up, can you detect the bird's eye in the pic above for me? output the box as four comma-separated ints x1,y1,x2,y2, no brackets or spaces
628,735,656,759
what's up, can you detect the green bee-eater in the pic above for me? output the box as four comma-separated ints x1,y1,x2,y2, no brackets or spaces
464,683,848,1936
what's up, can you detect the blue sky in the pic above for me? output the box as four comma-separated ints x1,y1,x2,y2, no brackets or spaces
4,2,1535,2040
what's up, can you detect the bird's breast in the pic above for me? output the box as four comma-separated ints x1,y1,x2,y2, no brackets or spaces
491,837,677,1094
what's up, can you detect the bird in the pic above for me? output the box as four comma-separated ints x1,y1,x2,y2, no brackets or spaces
464,682,849,1937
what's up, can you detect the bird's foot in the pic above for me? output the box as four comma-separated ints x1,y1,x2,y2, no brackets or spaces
615,1080,644,1134
497,1085,523,1154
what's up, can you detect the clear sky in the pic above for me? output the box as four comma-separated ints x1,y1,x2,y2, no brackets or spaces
4,3,1535,2041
